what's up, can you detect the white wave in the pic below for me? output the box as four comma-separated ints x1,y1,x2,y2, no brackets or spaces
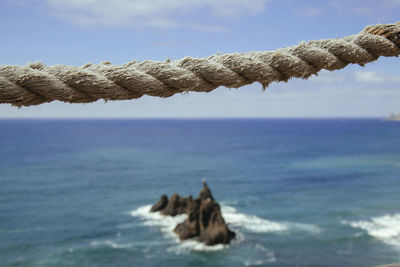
116,223,137,229
166,229,244,254
221,205,287,233
254,243,277,263
285,222,322,235
343,213,400,249
222,205,322,235
90,240,132,249
167,240,227,254
244,260,264,266
131,205,230,252
131,204,320,253
131,205,187,239
266,250,276,262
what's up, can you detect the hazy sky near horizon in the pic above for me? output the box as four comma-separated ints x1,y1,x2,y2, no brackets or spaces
1,0,399,118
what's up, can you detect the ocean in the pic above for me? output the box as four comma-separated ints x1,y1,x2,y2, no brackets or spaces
0,119,399,267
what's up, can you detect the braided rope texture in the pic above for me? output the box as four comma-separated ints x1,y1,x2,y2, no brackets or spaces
1,22,399,106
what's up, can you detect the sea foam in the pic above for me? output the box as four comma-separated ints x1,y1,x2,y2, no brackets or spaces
90,240,132,249
222,205,321,235
131,203,320,252
131,205,229,252
343,213,400,249
221,205,287,233
131,205,187,238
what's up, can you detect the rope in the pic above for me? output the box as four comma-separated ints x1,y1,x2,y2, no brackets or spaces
1,22,399,107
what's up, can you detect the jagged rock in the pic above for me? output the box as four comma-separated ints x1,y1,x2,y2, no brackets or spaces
150,180,235,246
174,199,201,240
161,194,193,216
150,195,168,212
199,179,214,201
196,199,235,245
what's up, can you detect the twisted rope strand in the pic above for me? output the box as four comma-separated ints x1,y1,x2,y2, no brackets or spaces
1,22,399,107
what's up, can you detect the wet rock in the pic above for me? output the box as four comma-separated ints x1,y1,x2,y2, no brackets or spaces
150,180,235,246
150,195,168,212
161,194,193,216
196,199,235,245
199,179,214,201
174,199,201,240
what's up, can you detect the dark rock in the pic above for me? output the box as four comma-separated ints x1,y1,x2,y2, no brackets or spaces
174,199,201,240
196,199,235,245
151,180,235,246
161,194,193,216
198,179,214,201
150,195,169,212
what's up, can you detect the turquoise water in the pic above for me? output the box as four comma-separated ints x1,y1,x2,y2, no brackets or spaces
1,119,400,266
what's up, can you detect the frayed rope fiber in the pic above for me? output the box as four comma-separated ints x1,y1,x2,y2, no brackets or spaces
1,22,399,107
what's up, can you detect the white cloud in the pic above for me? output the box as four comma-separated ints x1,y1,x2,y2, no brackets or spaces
35,0,270,28
309,71,347,83
354,71,384,83
354,71,400,83
306,70,400,85
292,0,400,20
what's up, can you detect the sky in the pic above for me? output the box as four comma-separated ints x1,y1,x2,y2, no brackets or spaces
0,0,399,118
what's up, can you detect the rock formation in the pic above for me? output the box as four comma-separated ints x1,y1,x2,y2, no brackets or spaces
150,194,168,212
150,180,235,246
385,113,400,121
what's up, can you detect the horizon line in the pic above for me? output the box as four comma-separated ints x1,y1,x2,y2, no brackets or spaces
0,116,387,120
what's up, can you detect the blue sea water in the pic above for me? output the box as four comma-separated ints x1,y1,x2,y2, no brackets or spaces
1,119,400,267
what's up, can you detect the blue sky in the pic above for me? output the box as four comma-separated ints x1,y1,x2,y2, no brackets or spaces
0,0,399,118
